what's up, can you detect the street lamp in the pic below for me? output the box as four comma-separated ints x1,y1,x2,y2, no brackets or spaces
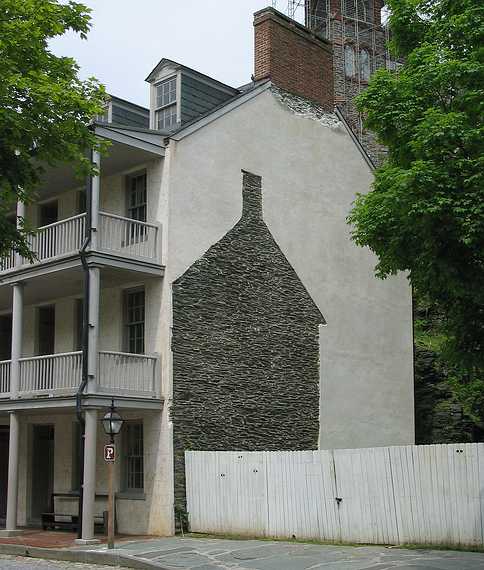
102,400,124,444
101,399,123,549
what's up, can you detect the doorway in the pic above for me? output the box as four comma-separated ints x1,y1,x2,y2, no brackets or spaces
37,305,55,356
39,201,58,228
30,425,55,523
0,426,8,524
0,315,12,361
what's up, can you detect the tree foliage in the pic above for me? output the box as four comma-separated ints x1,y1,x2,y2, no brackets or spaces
0,0,106,259
348,0,484,370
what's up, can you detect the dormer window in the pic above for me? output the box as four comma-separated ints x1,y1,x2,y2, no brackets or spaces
146,59,239,131
155,76,177,130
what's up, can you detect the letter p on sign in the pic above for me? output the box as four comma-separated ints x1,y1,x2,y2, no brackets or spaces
104,444,116,463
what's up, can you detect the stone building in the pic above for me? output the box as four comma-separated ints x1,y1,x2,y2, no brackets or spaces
306,0,395,163
0,7,413,538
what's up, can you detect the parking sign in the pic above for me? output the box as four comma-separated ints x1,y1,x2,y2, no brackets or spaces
104,444,116,463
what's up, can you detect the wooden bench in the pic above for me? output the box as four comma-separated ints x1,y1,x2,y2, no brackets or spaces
41,512,107,533
41,492,112,534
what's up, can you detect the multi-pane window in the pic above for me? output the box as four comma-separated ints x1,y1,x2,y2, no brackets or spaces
126,173,147,243
156,77,176,108
154,77,177,130
123,422,144,492
96,103,110,123
127,173,147,222
156,105,177,130
124,289,145,354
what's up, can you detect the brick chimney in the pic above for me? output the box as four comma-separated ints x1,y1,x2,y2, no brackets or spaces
253,7,334,110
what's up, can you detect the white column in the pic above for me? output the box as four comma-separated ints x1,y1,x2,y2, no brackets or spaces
91,150,100,250
10,283,23,398
3,412,20,534
87,267,100,393
15,201,25,267
80,408,98,542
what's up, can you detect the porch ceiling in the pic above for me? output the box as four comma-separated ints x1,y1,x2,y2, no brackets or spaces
0,394,163,415
0,262,161,312
37,140,163,199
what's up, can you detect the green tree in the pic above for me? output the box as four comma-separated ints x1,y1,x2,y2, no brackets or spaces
348,0,484,370
0,0,106,260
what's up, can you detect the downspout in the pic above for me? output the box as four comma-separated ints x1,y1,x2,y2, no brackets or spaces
76,147,94,538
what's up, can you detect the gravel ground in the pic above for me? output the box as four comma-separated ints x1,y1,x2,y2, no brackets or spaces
0,554,125,569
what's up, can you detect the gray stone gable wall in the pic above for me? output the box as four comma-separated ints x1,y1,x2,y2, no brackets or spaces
171,171,324,511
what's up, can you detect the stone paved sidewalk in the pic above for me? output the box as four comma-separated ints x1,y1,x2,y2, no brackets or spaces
79,536,484,569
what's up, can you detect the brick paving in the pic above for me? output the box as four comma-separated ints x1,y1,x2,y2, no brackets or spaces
0,531,79,549
0,529,148,549
0,554,123,569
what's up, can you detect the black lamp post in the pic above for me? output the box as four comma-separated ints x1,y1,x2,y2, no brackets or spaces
102,399,124,444
101,399,123,549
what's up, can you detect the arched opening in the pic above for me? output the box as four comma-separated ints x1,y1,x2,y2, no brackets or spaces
360,49,371,81
344,44,356,78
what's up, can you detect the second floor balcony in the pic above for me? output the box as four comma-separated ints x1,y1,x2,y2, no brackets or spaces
1,211,161,274
0,350,160,401
1,122,166,282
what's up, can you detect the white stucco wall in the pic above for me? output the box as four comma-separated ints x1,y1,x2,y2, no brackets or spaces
162,89,414,449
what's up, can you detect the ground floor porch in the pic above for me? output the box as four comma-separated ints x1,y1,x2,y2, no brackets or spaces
0,404,172,540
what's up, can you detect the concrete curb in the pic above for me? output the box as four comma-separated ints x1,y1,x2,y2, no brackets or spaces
0,543,170,569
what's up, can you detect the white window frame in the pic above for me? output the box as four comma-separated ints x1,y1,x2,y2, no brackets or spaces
122,421,144,493
153,75,178,130
155,105,178,130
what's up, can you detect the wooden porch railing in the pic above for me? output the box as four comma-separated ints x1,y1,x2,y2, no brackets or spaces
0,211,161,273
98,212,159,262
0,360,11,396
98,351,158,396
2,351,159,398
19,351,82,394
30,214,86,263
0,251,15,272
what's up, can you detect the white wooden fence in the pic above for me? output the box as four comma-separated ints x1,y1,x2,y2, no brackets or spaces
186,444,484,547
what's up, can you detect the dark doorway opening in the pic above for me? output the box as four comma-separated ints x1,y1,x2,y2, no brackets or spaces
0,315,12,361
39,201,58,228
0,426,9,525
37,305,55,356
30,425,55,523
